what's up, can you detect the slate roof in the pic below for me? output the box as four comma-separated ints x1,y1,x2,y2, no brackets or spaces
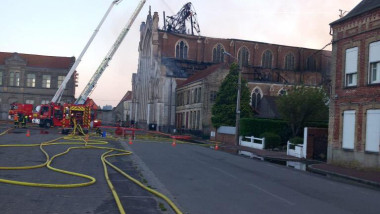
330,0,380,26
177,64,226,88
120,91,132,102
255,95,281,119
0,52,74,69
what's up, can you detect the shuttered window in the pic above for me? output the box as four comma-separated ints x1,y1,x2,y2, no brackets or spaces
345,47,358,87
365,109,380,152
369,41,380,84
342,110,355,149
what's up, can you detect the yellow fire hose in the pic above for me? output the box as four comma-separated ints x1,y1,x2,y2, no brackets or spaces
0,124,183,214
0,128,12,136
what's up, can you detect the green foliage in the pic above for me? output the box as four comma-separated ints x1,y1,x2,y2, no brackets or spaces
276,86,329,137
211,63,252,128
240,118,290,143
303,121,328,128
289,137,304,145
260,132,281,149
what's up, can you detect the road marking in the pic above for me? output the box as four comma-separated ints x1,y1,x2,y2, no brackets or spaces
193,158,296,206
248,183,296,206
210,166,240,180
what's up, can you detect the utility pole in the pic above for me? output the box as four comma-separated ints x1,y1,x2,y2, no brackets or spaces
223,51,241,146
235,65,241,146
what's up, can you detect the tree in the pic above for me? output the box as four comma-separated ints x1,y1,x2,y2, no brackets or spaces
276,86,329,137
211,63,252,128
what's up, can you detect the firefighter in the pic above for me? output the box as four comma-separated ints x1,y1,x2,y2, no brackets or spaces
96,127,102,136
21,115,27,128
14,114,19,128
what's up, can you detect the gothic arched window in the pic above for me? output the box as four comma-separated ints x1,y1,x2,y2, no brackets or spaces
213,44,225,63
176,40,188,59
306,56,316,71
251,87,262,109
285,53,295,70
262,50,272,68
238,47,249,66
278,88,287,96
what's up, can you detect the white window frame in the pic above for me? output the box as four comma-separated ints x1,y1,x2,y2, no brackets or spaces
369,41,380,84
345,47,358,87
369,62,380,84
9,71,20,87
342,110,356,149
365,109,380,152
58,75,65,88
26,74,36,87
41,100,50,104
25,99,35,105
42,75,51,88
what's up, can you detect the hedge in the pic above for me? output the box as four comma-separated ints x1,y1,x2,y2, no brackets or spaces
260,132,281,149
240,118,291,143
289,137,304,145
240,118,327,142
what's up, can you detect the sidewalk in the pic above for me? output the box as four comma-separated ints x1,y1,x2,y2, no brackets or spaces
214,142,380,188
308,163,380,188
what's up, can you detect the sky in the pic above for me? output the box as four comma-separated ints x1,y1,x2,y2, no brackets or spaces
0,0,361,107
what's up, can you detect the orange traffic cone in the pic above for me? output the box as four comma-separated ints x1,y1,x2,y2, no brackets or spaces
215,143,219,150
26,130,30,137
129,136,133,145
172,138,176,147
85,134,89,141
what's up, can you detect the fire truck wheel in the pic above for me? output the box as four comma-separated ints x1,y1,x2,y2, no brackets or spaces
45,121,51,128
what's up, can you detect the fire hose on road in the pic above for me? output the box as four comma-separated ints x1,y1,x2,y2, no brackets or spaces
0,124,183,214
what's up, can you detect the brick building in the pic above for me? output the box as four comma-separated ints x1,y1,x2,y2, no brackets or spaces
113,91,132,126
328,0,380,168
132,6,331,134
0,52,76,120
175,64,229,135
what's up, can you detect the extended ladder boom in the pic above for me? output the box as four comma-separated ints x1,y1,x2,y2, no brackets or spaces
51,0,123,103
75,0,146,105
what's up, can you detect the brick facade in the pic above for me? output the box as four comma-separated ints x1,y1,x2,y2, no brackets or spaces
328,1,380,168
132,7,331,134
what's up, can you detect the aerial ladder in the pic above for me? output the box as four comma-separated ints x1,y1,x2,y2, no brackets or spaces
52,0,124,104
32,0,124,128
75,0,146,105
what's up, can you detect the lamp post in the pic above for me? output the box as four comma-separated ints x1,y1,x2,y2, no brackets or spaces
223,51,241,146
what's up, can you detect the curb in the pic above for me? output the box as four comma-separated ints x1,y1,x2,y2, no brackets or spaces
308,164,380,188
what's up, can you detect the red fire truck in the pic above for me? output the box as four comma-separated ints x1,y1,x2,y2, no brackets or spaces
24,0,146,134
8,103,34,122
33,98,100,129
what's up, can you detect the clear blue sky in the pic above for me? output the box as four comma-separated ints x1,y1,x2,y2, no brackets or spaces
0,0,361,107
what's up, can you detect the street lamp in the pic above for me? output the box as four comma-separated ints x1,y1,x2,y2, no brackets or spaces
223,51,241,146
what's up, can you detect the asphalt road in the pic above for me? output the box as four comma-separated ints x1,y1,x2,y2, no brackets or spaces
123,140,380,214
0,125,162,214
